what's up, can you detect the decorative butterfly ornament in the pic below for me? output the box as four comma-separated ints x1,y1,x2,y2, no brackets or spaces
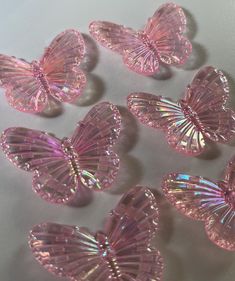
162,155,235,251
128,66,235,156
29,186,164,280
0,102,121,204
0,29,86,113
89,2,192,76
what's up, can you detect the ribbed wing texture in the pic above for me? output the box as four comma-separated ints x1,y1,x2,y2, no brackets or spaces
185,66,235,142
103,186,163,281
162,173,235,251
29,223,113,280
89,21,159,75
0,127,76,203
127,92,206,156
144,2,192,65
41,29,86,102
70,102,121,190
0,55,47,112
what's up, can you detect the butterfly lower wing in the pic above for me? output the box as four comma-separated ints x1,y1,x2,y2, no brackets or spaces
0,127,76,203
205,211,235,251
0,55,47,112
89,21,159,75
70,102,121,190
41,30,86,102
122,40,159,75
127,92,205,155
144,3,192,65
185,66,235,142
102,186,163,281
29,223,113,280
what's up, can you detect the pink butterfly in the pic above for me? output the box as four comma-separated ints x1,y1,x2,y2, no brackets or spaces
127,66,235,156
89,2,192,76
162,155,235,251
0,102,121,204
29,186,164,280
0,29,86,113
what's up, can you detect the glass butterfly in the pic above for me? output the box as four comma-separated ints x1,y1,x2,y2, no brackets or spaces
0,102,121,204
128,66,235,156
89,2,192,76
0,29,86,113
162,155,235,251
29,186,164,281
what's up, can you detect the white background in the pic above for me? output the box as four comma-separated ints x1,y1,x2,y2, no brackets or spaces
0,0,234,280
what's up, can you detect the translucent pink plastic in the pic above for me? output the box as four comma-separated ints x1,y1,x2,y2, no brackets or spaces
29,186,164,280
0,102,121,204
89,3,192,76
162,155,235,251
0,29,86,113
128,66,235,156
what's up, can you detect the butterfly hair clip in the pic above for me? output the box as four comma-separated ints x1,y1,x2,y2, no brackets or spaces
128,66,235,156
162,155,235,251
89,2,192,76
29,186,164,280
0,102,121,204
0,29,87,113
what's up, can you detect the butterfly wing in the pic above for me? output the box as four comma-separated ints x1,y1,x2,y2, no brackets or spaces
29,223,114,280
144,2,192,65
0,127,77,203
41,29,87,102
205,211,235,251
185,66,235,143
89,21,159,75
0,55,48,112
127,92,206,156
162,173,235,251
102,186,163,281
70,102,121,190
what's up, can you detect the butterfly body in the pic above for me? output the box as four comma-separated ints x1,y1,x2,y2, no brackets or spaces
95,231,121,279
31,60,51,94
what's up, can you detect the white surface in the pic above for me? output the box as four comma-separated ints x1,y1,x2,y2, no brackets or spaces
0,0,235,280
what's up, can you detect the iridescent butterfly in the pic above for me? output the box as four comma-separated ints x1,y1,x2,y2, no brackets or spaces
128,66,235,156
0,102,121,204
162,155,235,251
0,29,86,113
89,2,192,76
29,186,164,280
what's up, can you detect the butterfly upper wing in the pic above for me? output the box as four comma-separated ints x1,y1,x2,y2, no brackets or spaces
70,102,121,190
0,55,48,112
89,21,159,75
127,92,206,156
185,66,235,143
162,173,228,221
144,3,192,65
0,127,77,203
29,223,113,281
89,21,137,55
102,186,163,281
162,173,235,251
41,29,86,103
